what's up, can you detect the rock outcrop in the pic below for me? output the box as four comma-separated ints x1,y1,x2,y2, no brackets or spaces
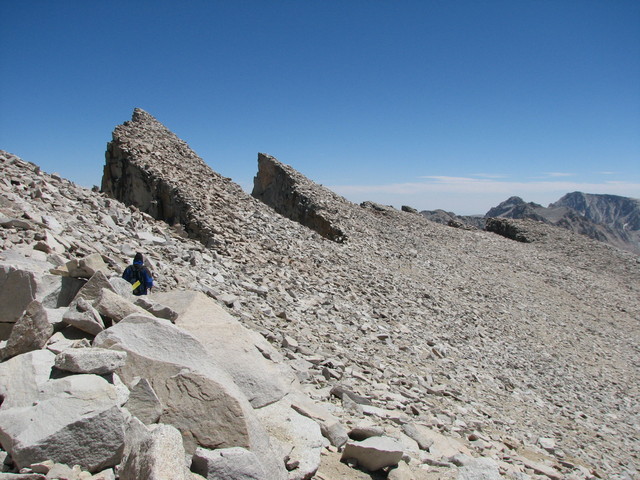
2,107,640,480
252,153,348,242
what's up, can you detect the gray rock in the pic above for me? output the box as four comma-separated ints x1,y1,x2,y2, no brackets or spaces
134,297,178,322
254,397,324,480
348,423,385,441
0,350,55,409
93,314,287,479
65,253,109,278
124,377,163,424
153,291,295,408
0,301,53,361
73,270,116,304
191,447,267,480
94,289,147,324
401,422,435,451
54,348,127,375
0,266,37,324
0,374,126,472
456,457,502,480
118,423,190,480
290,394,348,448
62,298,105,335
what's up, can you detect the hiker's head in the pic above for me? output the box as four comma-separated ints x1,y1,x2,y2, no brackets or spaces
134,252,144,264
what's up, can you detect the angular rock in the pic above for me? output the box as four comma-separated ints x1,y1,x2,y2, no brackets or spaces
254,397,324,480
0,301,53,361
133,297,178,322
0,266,37,324
73,271,117,304
0,350,55,409
0,374,126,472
109,277,136,299
341,436,403,472
118,423,190,480
401,423,435,451
457,457,502,480
152,291,295,408
348,423,385,441
65,253,109,278
290,394,348,448
252,154,348,243
124,377,163,425
93,314,287,479
191,447,267,480
62,298,105,335
94,289,147,324
36,274,84,309
54,348,127,375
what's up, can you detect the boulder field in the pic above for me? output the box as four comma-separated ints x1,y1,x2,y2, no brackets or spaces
0,109,638,479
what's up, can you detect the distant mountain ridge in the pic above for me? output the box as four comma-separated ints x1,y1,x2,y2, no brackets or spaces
422,192,640,254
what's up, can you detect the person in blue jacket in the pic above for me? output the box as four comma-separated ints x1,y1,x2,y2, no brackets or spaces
122,252,154,295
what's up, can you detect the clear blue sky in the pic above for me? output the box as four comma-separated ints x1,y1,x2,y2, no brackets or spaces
1,1,638,214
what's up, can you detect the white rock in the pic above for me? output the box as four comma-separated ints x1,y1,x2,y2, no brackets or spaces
0,349,55,409
0,374,126,472
54,348,127,374
93,313,287,479
457,457,502,480
66,254,109,278
254,396,325,480
341,436,403,472
152,291,296,408
192,446,267,480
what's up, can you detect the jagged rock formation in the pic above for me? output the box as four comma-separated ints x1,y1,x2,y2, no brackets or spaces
252,153,348,243
485,196,547,221
2,109,640,480
552,192,640,229
484,217,544,243
102,108,253,251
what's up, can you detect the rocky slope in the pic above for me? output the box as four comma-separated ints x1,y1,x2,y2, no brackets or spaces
1,109,639,479
425,194,640,254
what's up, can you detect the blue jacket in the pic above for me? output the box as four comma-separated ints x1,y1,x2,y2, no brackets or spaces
122,260,154,295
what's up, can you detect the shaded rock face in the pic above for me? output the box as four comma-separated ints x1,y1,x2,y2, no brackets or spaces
102,108,224,245
484,218,542,243
252,153,347,243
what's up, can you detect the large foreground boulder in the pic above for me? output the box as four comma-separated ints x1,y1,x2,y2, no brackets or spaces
152,290,296,408
93,314,287,479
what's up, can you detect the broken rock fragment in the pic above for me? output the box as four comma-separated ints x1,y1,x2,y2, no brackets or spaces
54,347,127,375
341,436,403,472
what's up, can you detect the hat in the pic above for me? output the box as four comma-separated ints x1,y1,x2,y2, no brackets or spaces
134,252,144,263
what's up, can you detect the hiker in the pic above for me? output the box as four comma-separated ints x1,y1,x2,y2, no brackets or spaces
122,252,154,295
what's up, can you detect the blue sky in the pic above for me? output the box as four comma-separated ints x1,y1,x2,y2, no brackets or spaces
1,1,638,214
